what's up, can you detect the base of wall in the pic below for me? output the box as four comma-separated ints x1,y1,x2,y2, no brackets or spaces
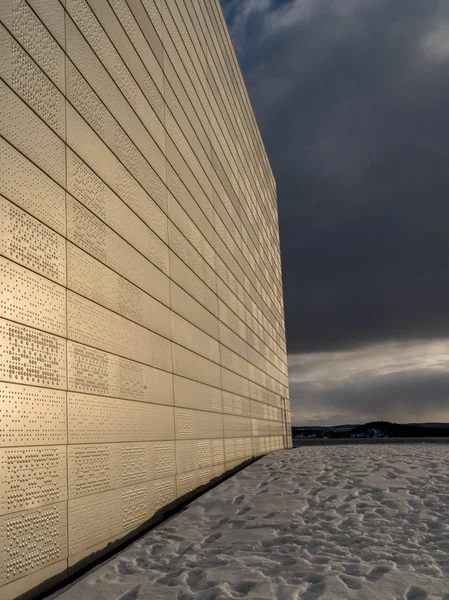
20,455,263,600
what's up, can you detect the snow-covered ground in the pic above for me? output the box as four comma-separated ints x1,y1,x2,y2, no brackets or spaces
54,445,449,600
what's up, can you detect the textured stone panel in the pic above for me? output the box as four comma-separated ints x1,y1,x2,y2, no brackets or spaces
170,280,219,340
0,319,66,389
171,313,220,363
0,197,66,285
67,341,173,405
0,81,65,185
67,244,171,339
169,251,218,316
0,383,66,447
68,442,175,498
0,447,67,516
174,408,223,440
223,415,252,438
0,23,65,137
222,392,251,417
172,344,221,388
173,376,222,413
0,140,65,236
0,503,67,586
67,148,167,245
67,291,172,371
0,256,66,336
0,0,65,91
68,393,175,443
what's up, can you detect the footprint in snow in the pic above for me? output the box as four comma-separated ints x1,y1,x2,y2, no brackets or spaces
237,506,251,516
366,566,390,582
406,587,428,600
302,574,326,600
234,581,255,594
343,563,362,577
338,574,362,590
204,532,223,545
118,585,141,600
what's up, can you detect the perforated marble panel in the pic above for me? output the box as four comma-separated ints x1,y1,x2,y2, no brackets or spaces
222,392,251,417
0,196,66,285
65,92,166,213
66,148,167,243
67,195,169,306
68,476,176,559
174,408,224,440
251,418,271,437
168,222,217,293
176,471,198,497
0,0,65,91
67,243,171,339
0,23,65,138
0,140,65,236
65,54,165,191
172,344,221,388
108,483,146,532
0,81,65,186
175,439,225,474
0,383,66,447
173,375,222,413
170,280,219,339
67,341,173,405
68,393,175,443
67,291,172,371
67,441,175,498
176,463,224,498
68,489,123,557
169,251,218,316
154,476,177,510
269,421,285,436
0,318,66,389
0,256,66,336
250,399,270,420
171,313,220,363
224,437,253,463
0,447,67,516
0,502,67,587
223,415,252,438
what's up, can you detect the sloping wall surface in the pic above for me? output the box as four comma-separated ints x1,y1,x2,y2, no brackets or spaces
0,0,291,597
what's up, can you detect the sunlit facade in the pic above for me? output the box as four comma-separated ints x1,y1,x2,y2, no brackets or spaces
0,0,291,597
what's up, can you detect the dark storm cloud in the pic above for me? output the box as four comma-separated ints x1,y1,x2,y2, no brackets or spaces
289,368,449,426
287,339,449,424
223,0,449,354
222,0,449,424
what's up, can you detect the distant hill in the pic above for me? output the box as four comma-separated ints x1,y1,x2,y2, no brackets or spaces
292,421,449,439
409,422,449,428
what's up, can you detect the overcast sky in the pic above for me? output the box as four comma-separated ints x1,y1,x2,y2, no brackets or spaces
222,0,449,425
